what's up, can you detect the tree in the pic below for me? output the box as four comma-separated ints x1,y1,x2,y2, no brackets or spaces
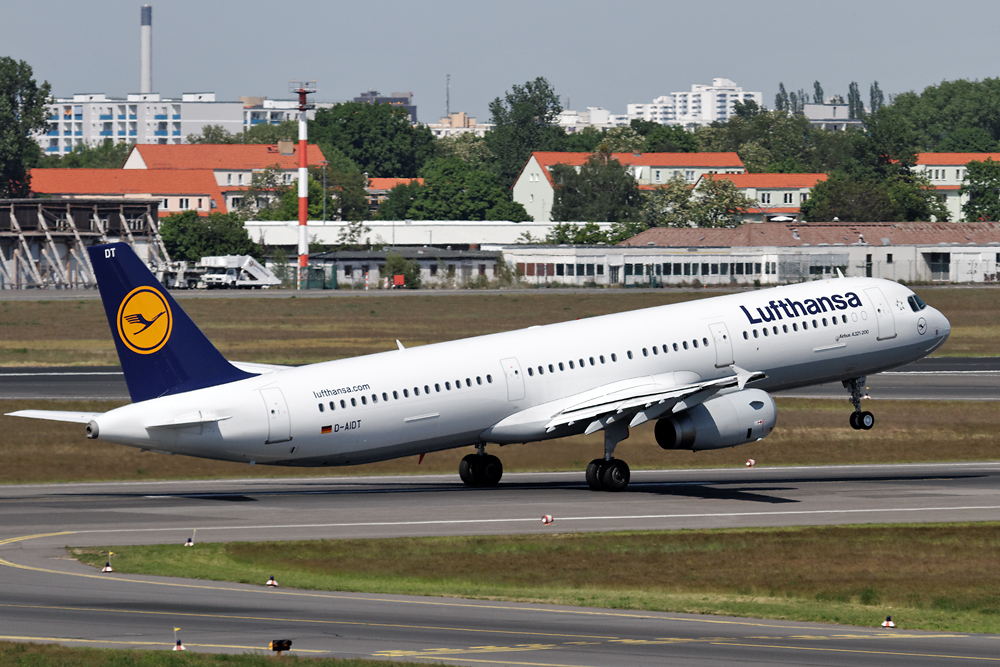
235,165,289,219
544,222,609,244
641,173,755,228
381,252,421,289
549,150,642,223
1,57,51,197
775,83,789,112
322,166,369,222
187,120,298,145
36,139,131,168
599,126,645,153
961,158,1000,221
435,133,494,169
869,81,885,114
385,157,530,221
630,119,697,152
890,78,1000,151
485,77,564,188
800,172,896,222
159,211,263,262
259,174,337,221
813,81,824,104
376,181,422,220
848,81,864,119
309,102,435,178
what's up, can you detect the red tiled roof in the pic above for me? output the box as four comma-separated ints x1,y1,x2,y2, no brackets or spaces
701,173,828,188
367,177,424,191
30,169,228,214
621,221,1000,248
126,143,326,170
917,153,1000,166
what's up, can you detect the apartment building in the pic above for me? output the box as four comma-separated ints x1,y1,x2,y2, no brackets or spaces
38,93,243,155
697,173,829,222
627,78,763,128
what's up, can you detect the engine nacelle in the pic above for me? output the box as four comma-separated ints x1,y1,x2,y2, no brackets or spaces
655,388,776,452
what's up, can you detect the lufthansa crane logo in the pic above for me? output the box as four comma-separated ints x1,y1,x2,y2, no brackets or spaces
116,286,172,354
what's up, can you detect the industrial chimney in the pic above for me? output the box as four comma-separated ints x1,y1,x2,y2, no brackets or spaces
140,6,152,94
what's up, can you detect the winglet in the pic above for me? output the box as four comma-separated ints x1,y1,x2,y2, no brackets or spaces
396,340,405,350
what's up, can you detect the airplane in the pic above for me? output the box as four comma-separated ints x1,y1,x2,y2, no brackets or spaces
8,242,951,492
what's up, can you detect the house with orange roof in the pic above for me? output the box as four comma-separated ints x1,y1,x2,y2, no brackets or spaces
696,173,828,223
30,169,227,217
366,177,424,213
512,151,745,222
122,143,326,212
915,153,1000,221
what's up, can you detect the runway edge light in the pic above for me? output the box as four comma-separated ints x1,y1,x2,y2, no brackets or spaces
882,616,896,628
541,515,554,525
270,639,292,655
266,575,278,587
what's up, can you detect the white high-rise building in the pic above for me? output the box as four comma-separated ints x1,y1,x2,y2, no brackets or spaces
38,93,244,155
628,78,762,128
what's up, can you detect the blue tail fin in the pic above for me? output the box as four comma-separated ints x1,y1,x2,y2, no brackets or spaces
88,242,255,402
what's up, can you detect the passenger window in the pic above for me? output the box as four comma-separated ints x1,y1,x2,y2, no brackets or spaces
673,343,679,351
476,376,482,385
403,389,409,397
361,396,367,405
743,331,749,340
642,348,648,357
351,398,357,407
330,401,336,410
662,345,668,353
772,327,777,335
802,321,808,330
579,358,585,367
812,319,818,328
822,318,828,326
382,393,388,402
627,350,633,359
424,385,430,394
792,323,798,332
318,403,324,412
683,341,689,348
652,346,658,355
527,368,533,377
568,360,575,369
782,325,788,333
487,374,492,383
600,355,606,364
466,378,471,386
763,328,769,337
589,357,595,366
704,337,709,346
372,394,378,403
611,353,617,362
558,362,564,371
753,330,759,338
842,315,848,323
414,387,420,396
446,381,452,389
693,339,699,347
340,399,346,408
434,383,440,392
393,391,398,399
538,366,544,375
548,364,554,373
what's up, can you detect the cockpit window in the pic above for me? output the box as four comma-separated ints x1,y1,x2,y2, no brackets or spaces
908,295,927,312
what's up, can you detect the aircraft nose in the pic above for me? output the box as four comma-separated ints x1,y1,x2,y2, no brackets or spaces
931,306,951,340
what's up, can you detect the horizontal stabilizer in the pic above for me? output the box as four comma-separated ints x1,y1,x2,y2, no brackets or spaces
5,410,102,424
230,361,293,375
146,411,232,429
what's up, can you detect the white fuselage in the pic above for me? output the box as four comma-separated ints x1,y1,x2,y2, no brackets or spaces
93,277,950,466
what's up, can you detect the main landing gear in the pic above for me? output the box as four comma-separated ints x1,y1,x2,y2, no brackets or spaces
459,445,503,487
843,377,874,430
585,420,631,492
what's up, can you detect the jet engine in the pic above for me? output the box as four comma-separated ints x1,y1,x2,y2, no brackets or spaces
654,388,776,451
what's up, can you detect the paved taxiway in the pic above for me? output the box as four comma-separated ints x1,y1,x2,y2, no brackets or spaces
3,463,1000,664
3,356,999,400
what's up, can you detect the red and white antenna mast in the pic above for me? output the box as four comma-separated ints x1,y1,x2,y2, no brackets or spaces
289,79,316,290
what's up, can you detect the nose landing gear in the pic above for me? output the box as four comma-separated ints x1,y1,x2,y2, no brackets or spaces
844,377,874,430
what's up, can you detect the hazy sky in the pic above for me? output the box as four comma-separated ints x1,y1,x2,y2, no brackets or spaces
5,0,999,123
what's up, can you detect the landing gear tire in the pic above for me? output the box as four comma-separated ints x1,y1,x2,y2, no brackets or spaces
479,454,503,487
459,453,503,487
849,412,861,430
859,411,875,430
601,459,630,492
586,459,606,491
459,454,477,486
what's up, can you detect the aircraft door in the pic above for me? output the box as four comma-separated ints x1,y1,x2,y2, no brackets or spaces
864,287,897,340
709,322,734,367
260,387,292,443
499,357,525,401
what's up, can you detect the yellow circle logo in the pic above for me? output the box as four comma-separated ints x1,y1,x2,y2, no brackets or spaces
116,286,172,355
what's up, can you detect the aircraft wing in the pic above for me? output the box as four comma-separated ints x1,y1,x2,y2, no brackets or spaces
5,410,102,424
544,365,765,435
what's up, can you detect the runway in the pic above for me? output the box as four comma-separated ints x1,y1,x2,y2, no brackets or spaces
3,463,1000,664
3,356,999,400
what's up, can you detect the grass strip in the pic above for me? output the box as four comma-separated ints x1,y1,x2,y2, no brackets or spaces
75,522,1000,634
3,398,999,484
0,641,438,666
0,287,994,366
